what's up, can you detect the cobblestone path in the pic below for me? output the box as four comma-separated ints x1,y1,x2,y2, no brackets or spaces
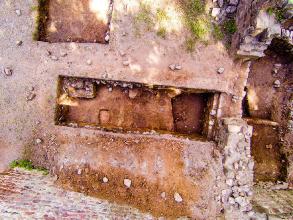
0,169,154,220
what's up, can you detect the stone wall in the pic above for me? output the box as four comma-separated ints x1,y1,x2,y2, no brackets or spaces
215,118,255,219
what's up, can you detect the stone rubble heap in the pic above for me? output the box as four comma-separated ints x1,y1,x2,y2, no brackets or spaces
211,0,240,21
216,118,255,219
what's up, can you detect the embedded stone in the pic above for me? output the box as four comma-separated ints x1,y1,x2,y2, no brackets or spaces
123,179,132,188
174,192,183,203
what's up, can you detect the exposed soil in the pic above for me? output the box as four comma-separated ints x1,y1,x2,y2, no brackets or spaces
57,76,211,136
249,123,285,182
172,93,209,135
39,0,113,43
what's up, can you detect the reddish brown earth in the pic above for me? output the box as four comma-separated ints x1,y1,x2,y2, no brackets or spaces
42,0,112,43
59,77,211,136
249,124,284,182
246,49,293,183
172,93,209,135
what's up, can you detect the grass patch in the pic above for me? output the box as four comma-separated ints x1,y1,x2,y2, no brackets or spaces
179,0,212,51
134,2,154,31
266,7,287,22
223,19,237,35
212,24,224,41
30,5,38,12
32,0,50,41
157,27,167,38
185,38,196,52
10,159,49,175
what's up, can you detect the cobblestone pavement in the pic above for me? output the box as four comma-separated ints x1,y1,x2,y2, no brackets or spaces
252,185,293,219
0,168,154,220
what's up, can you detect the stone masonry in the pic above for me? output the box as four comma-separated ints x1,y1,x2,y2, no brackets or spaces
216,118,255,219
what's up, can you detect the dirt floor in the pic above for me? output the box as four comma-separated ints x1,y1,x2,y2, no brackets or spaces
40,0,112,43
0,0,250,218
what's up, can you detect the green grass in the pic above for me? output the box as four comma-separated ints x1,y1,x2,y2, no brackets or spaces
156,8,168,22
134,2,154,31
266,7,287,22
213,24,224,41
10,159,49,175
223,19,237,35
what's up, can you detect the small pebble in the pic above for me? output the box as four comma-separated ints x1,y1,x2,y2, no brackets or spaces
105,35,110,42
169,64,176,71
273,80,281,88
15,9,21,16
123,179,132,188
77,169,82,175
3,67,13,76
122,32,127,36
102,177,109,183
217,67,225,74
50,55,58,61
161,192,166,199
108,87,113,92
175,64,182,70
16,40,23,46
174,192,183,203
123,60,130,66
87,59,92,65
26,93,36,101
35,138,42,144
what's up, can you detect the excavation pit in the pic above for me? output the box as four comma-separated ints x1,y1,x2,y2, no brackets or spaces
55,76,214,138
35,0,113,43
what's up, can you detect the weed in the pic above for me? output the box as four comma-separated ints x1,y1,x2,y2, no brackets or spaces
266,7,287,22
223,19,237,35
134,2,154,31
189,18,210,40
157,27,167,38
213,24,224,41
30,5,38,12
10,159,49,175
156,8,168,22
185,38,196,52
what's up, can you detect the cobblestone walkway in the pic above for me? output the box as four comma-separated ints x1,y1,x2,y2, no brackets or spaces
253,185,293,219
0,169,154,220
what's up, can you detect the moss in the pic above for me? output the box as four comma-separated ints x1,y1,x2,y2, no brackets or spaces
32,0,50,41
10,159,49,175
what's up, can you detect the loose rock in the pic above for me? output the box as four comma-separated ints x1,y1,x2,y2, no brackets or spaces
212,8,221,17
26,93,36,101
16,40,23,46
169,64,176,71
3,67,13,76
123,179,132,188
226,6,237,13
273,80,281,88
35,138,43,144
161,192,166,199
86,59,92,65
217,67,225,74
102,177,109,183
105,35,110,42
174,192,183,203
123,60,130,66
15,9,21,16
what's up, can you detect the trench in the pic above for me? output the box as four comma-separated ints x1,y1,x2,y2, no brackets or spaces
55,76,213,137
35,0,113,43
